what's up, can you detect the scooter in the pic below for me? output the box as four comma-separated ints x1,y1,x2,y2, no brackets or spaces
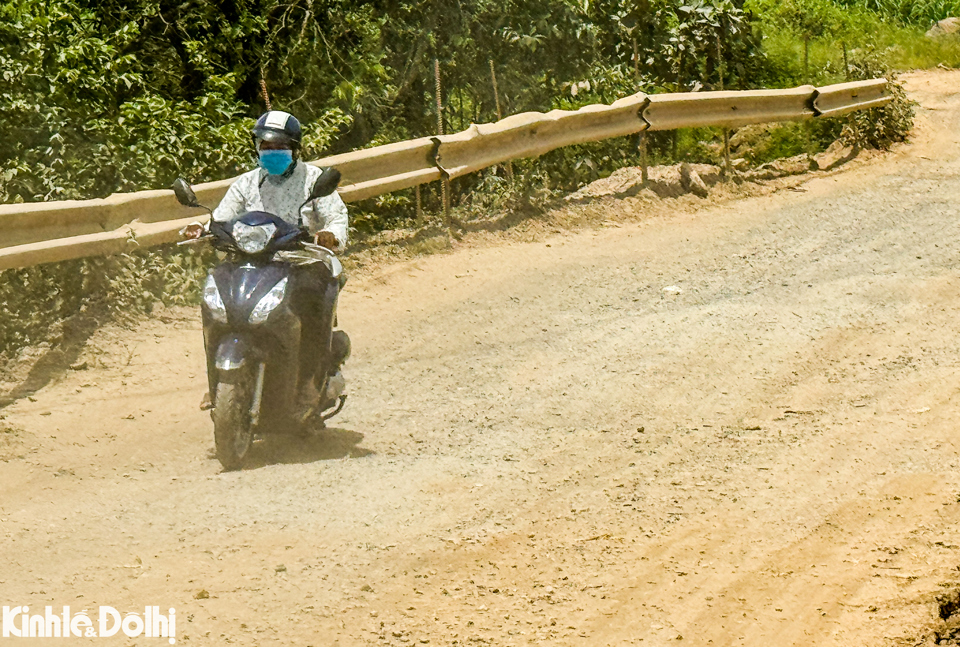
172,169,348,470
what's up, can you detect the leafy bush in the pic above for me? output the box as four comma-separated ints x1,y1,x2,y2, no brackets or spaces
842,56,917,149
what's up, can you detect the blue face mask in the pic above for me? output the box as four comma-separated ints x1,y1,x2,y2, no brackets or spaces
259,149,294,175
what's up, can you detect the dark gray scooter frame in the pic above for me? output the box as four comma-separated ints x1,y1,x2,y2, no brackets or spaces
172,170,344,469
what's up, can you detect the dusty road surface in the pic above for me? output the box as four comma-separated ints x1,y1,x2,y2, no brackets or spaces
3,70,960,646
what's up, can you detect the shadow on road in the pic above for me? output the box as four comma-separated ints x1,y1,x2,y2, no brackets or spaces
241,426,373,470
0,315,100,410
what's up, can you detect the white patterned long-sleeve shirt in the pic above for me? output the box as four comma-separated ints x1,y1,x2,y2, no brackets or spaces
211,161,349,247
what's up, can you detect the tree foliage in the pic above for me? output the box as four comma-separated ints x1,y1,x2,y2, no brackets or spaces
0,0,776,204
0,0,922,217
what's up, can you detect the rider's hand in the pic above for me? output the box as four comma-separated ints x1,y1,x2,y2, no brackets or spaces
314,231,339,250
181,223,205,240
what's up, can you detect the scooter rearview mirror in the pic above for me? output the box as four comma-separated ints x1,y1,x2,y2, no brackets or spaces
172,178,200,208
308,167,342,201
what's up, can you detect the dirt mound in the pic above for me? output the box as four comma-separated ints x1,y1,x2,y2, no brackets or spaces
568,143,861,203
566,162,723,201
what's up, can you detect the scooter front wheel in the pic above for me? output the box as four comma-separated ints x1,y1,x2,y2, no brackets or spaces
212,378,254,470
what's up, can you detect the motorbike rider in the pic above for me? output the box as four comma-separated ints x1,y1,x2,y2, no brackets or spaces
183,110,350,416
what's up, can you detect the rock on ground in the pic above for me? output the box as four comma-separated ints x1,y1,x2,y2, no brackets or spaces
813,141,859,171
680,163,710,198
926,17,960,38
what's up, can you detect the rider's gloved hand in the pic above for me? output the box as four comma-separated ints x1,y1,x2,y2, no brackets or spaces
314,231,339,250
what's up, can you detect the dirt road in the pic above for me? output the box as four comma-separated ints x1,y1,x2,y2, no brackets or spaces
3,70,960,646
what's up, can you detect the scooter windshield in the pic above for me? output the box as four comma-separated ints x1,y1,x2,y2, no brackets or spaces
210,211,303,254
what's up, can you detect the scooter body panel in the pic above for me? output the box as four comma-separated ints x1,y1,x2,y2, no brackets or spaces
202,259,302,427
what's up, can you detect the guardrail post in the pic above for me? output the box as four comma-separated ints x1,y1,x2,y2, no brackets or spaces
435,59,451,222
723,128,732,179
415,185,423,225
259,76,272,111
639,132,649,187
716,33,732,181
489,60,514,184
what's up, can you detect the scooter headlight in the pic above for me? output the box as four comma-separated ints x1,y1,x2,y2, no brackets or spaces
249,277,288,324
233,222,277,254
203,274,227,322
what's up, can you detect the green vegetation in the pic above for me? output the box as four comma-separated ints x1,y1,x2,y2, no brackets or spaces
751,0,960,83
0,0,941,208
0,245,217,363
0,0,948,364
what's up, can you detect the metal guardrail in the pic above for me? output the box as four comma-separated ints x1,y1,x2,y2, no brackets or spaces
0,79,891,271
316,137,442,202
644,86,818,130
813,79,892,118
434,92,650,180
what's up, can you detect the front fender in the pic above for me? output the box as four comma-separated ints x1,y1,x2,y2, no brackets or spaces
215,336,255,374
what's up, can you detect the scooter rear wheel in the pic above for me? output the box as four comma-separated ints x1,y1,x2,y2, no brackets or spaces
212,379,254,470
